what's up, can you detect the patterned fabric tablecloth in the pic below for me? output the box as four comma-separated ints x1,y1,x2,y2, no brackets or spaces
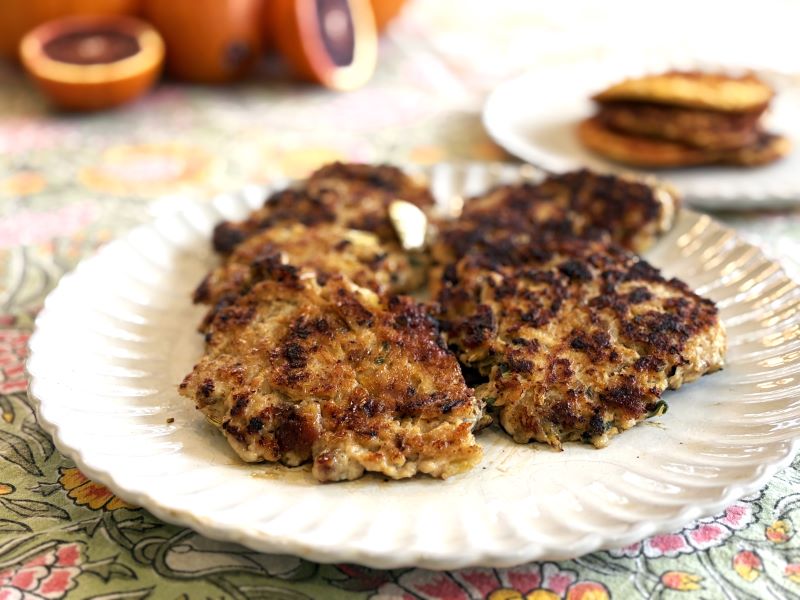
2,2,800,598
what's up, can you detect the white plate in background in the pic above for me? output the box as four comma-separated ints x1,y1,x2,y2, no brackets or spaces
483,59,800,210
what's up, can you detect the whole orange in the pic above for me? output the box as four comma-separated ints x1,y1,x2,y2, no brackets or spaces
142,0,263,83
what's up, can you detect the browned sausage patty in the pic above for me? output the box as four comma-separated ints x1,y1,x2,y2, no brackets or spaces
597,101,763,150
432,169,679,268
212,162,435,255
592,71,774,112
193,222,428,329
436,235,726,449
181,259,483,482
578,116,790,168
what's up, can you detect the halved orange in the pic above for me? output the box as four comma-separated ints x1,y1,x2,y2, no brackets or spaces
0,0,140,59
20,14,163,110
270,0,377,90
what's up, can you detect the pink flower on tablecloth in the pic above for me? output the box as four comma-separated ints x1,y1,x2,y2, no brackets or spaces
0,543,81,599
785,563,800,583
0,203,96,250
733,550,762,582
766,520,792,543
0,119,71,154
660,571,702,591
608,501,754,558
0,329,29,395
371,563,609,600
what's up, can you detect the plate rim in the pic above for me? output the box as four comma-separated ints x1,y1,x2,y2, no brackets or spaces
26,162,800,569
482,60,800,210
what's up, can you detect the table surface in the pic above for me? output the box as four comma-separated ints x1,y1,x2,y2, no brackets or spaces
2,1,800,598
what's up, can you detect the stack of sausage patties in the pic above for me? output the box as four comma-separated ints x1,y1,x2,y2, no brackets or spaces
578,71,790,168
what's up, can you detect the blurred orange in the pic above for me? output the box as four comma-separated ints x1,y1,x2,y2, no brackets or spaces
0,0,140,59
20,15,164,111
261,1,275,53
370,0,407,32
142,0,263,83
270,0,377,90
264,0,407,47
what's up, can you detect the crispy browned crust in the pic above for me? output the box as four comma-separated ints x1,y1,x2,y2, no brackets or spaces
597,102,763,150
731,132,793,166
194,222,428,328
212,162,435,255
432,169,679,264
578,116,790,168
436,235,726,449
592,71,774,112
180,262,483,482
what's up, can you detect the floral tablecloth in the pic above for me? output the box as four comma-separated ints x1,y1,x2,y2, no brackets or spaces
3,2,800,598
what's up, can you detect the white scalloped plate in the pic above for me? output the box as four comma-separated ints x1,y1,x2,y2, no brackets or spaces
483,58,800,210
28,163,800,569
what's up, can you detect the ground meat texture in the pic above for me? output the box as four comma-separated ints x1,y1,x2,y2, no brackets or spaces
211,162,435,255
596,101,763,150
436,235,726,450
430,168,679,267
180,270,483,482
193,222,428,330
